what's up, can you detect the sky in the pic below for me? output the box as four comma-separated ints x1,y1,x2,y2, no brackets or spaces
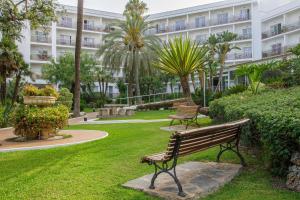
58,0,224,14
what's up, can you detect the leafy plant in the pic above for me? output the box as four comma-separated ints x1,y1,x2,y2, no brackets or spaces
209,87,300,176
223,85,248,96
235,62,273,94
23,85,39,96
40,85,59,98
13,104,69,139
56,88,73,111
154,36,207,100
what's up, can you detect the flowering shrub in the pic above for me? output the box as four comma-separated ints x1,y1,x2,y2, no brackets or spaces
23,84,59,98
209,87,300,176
13,104,69,139
56,88,73,111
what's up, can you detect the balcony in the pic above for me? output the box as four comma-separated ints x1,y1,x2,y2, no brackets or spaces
234,15,251,22
236,33,252,41
30,53,51,61
262,21,300,39
226,52,252,60
82,42,101,48
188,21,209,29
57,21,74,29
31,35,51,43
57,38,76,46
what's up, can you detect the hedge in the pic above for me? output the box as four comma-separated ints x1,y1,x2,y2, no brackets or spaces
209,87,300,176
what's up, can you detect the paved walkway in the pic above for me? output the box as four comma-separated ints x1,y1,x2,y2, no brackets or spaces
68,112,98,125
0,129,108,152
123,162,242,200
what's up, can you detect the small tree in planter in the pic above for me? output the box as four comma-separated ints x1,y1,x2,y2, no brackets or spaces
13,85,68,140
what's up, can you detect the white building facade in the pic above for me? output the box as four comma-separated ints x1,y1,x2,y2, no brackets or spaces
17,0,300,96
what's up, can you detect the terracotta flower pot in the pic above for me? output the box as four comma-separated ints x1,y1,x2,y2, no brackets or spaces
23,96,56,106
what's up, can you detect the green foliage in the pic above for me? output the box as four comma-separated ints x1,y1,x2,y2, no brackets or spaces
235,62,273,94
116,79,127,95
23,85,59,98
223,85,248,96
0,104,14,128
13,104,69,139
56,88,73,111
209,87,300,176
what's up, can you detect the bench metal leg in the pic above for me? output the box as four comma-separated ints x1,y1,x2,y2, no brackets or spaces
169,119,175,127
148,160,186,197
216,143,246,166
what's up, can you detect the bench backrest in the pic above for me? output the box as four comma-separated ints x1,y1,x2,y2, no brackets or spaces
164,119,250,160
176,105,199,118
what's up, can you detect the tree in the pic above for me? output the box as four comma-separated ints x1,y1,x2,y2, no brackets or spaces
0,0,57,104
215,31,240,92
98,0,160,104
155,36,207,102
236,62,273,94
73,0,84,117
42,53,98,95
205,34,219,91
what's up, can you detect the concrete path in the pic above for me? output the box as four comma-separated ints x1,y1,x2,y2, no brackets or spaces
0,129,108,152
123,161,242,200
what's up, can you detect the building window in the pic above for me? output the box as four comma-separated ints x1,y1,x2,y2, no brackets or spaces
83,37,95,47
175,20,185,31
195,16,206,28
38,50,49,60
61,17,72,28
271,43,282,55
270,23,282,36
156,23,166,33
243,47,252,58
35,31,48,42
242,28,251,39
60,35,72,45
239,9,250,20
217,13,228,24
84,20,95,30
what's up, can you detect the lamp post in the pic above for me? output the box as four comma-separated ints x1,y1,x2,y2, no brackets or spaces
203,71,206,107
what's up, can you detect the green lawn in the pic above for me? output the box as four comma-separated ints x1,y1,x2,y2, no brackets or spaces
97,110,176,120
0,118,299,200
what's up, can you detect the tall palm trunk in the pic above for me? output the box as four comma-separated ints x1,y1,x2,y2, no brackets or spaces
216,55,226,92
73,0,84,117
0,65,7,105
133,49,141,104
12,71,21,104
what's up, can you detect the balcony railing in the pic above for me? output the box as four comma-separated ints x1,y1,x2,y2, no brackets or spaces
82,42,101,48
31,35,51,43
236,33,252,41
226,52,252,60
57,21,74,28
57,38,76,46
30,53,51,61
262,21,300,39
261,45,297,58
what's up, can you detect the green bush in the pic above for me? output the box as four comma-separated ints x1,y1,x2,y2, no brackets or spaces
23,84,59,98
223,85,248,96
209,87,300,176
13,104,69,139
56,88,73,111
0,105,14,128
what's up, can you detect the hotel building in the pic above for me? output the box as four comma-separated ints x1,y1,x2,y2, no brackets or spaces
16,0,300,96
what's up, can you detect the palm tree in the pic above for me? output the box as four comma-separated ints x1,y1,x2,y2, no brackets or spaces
124,0,148,16
155,36,208,102
215,31,240,92
73,0,84,117
205,34,219,91
98,15,160,104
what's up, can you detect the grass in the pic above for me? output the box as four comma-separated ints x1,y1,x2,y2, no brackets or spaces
0,113,299,200
97,110,176,120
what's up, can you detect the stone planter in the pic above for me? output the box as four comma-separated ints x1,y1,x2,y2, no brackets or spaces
24,96,56,106
40,127,55,140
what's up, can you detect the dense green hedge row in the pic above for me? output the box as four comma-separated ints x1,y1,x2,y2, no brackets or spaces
209,87,300,176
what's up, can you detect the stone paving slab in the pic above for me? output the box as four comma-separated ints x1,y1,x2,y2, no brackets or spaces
123,162,242,200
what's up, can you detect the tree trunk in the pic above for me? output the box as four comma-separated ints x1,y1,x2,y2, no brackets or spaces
180,75,193,105
133,49,141,104
198,69,204,91
73,0,84,117
0,65,7,105
12,71,21,104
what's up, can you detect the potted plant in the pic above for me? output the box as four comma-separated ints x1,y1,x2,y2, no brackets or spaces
23,85,59,106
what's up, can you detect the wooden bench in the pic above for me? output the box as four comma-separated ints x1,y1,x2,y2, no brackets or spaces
168,105,200,129
141,119,250,197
